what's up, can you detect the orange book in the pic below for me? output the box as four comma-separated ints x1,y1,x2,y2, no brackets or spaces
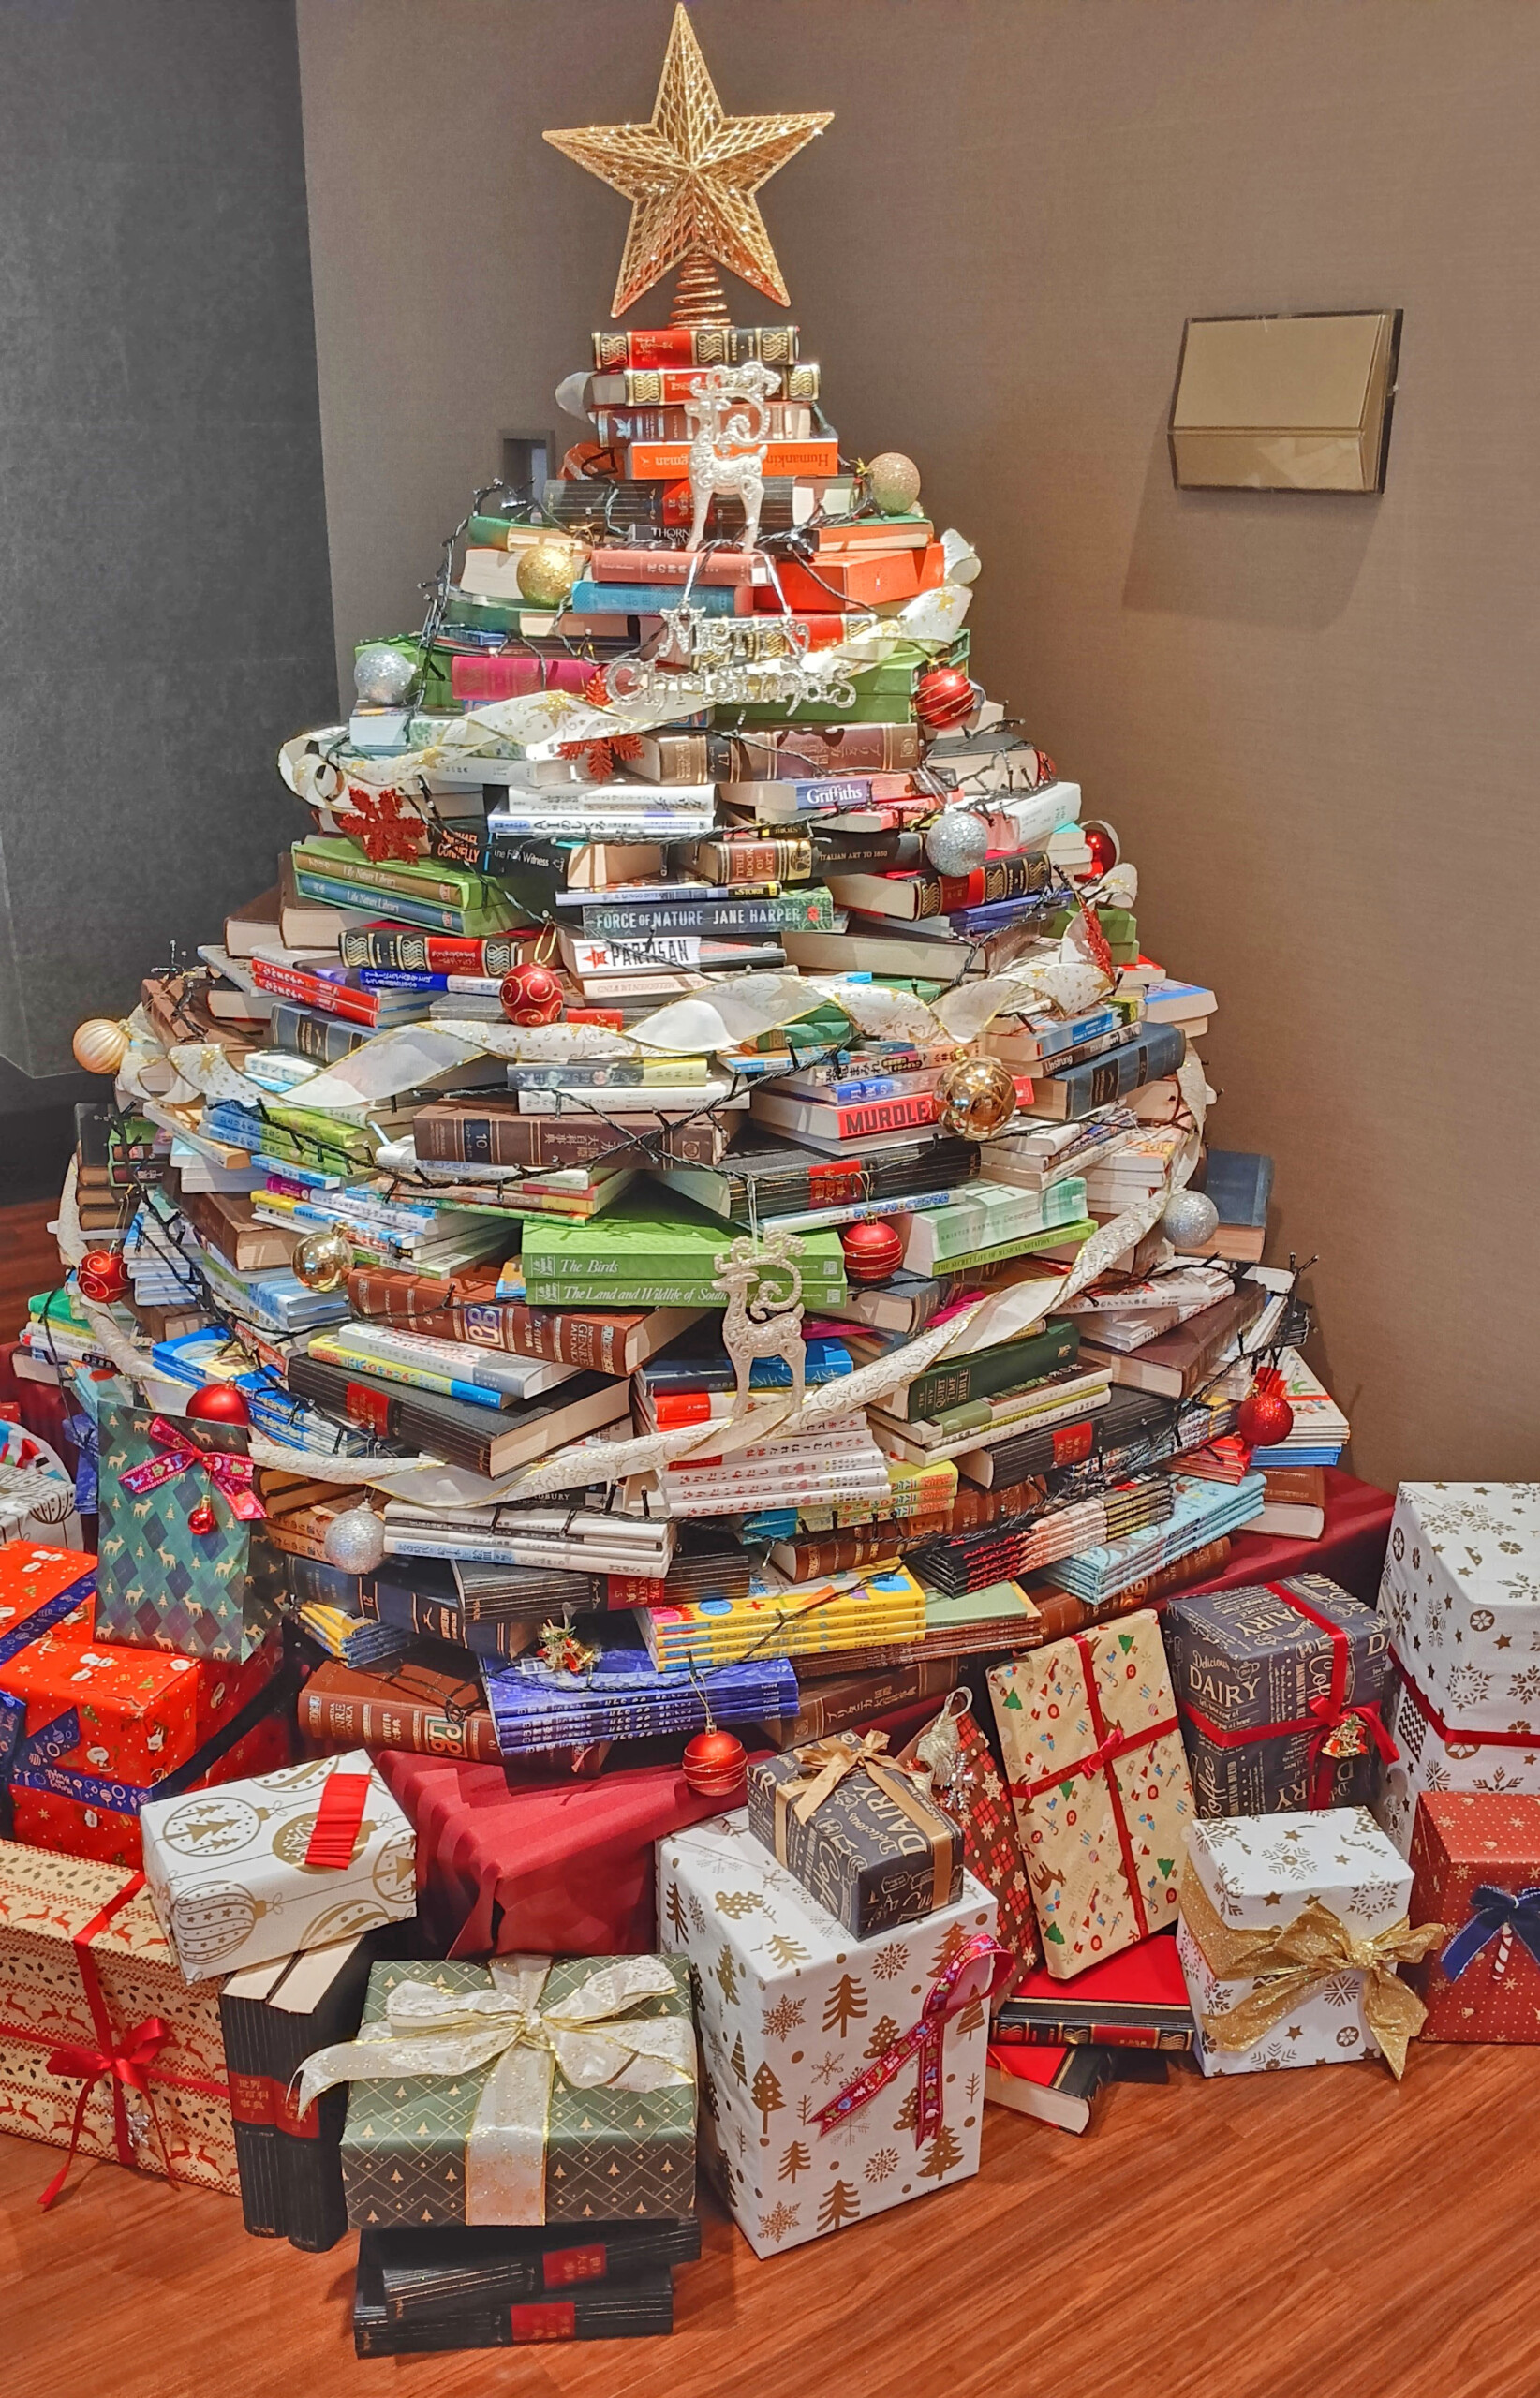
765,542,946,612
623,438,840,480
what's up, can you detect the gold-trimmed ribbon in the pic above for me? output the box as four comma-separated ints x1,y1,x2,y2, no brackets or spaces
1181,1869,1446,2080
295,1953,695,2224
776,1730,955,1913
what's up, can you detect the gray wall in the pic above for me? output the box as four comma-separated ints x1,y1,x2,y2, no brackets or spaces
0,0,336,1092
297,0,1536,1490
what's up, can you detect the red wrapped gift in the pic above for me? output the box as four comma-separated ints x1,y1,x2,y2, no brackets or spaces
10,1709,293,1869
0,1543,96,1666
901,1693,1040,1994
1410,1792,1540,2042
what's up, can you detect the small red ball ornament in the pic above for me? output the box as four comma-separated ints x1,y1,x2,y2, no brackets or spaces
186,1499,218,1537
1236,1366,1296,1449
683,1728,748,1799
1078,822,1119,881
840,1220,903,1283
185,1383,252,1429
76,1249,129,1305
915,665,977,732
499,963,565,1026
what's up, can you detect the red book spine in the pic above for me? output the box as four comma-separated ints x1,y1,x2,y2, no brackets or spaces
827,1094,939,1137
252,962,378,1024
450,654,595,702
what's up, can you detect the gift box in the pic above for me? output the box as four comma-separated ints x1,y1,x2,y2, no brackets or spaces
0,1424,83,1551
0,1837,238,2200
1377,1482,1540,1736
300,1953,697,2229
95,1401,283,1663
989,1610,1194,1979
0,1619,280,1788
0,1545,96,1700
141,1751,417,1981
1376,1664,1540,1856
898,1692,1042,1991
746,1727,964,1938
1164,1573,1397,1816
9,1708,293,1869
1408,1792,1540,2041
1177,1808,1444,2078
659,1810,999,2259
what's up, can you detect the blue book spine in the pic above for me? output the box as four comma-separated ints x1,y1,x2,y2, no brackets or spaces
947,892,1065,937
569,579,740,616
292,872,491,938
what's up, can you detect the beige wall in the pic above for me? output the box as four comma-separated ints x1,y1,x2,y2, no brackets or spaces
297,0,1540,1488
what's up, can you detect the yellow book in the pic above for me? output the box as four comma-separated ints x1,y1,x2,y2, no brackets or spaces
641,1566,927,1671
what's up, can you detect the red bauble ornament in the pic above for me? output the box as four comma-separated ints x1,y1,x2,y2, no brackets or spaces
915,665,977,731
186,1499,217,1536
1236,1366,1296,1449
185,1383,252,1428
840,1220,903,1283
1078,822,1119,881
499,964,565,1026
683,1728,748,1799
76,1248,129,1305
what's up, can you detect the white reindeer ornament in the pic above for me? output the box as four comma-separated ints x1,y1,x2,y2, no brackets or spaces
713,1227,807,1418
683,361,779,552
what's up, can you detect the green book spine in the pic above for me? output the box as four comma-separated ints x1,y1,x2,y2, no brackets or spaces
904,1320,1080,1422
916,1218,1097,1282
295,841,496,910
292,872,519,939
921,1178,1088,1266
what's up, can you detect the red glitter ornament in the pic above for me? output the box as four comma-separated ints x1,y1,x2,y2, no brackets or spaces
915,665,977,731
840,1220,903,1283
345,784,422,863
185,1383,252,1428
499,964,565,1026
186,1499,217,1537
1078,822,1119,881
1236,1365,1296,1449
683,1728,748,1799
76,1249,129,1305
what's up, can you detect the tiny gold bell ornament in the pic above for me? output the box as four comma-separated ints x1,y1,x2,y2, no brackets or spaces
516,539,585,609
293,1229,353,1293
935,1056,1019,1142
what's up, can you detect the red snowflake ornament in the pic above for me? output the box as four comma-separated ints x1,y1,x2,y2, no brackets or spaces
346,784,422,863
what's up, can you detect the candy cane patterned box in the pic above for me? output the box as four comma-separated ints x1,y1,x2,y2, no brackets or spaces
659,1811,996,2259
140,1752,416,1982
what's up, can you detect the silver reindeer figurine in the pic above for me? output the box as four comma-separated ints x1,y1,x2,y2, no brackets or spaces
714,1228,807,1418
683,361,779,552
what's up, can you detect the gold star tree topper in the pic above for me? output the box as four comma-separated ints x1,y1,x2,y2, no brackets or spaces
544,5,832,319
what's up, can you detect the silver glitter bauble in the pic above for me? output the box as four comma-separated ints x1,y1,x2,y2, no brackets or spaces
924,809,991,878
353,644,416,706
323,1506,388,1576
1161,1189,1221,1249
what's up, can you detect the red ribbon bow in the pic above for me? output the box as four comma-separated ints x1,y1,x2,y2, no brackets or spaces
118,1415,265,1524
40,2015,171,2211
1176,1580,1399,1807
811,1932,1009,2147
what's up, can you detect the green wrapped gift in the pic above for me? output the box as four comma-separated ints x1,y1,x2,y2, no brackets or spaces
722,631,970,725
95,1403,282,1664
302,1954,698,2228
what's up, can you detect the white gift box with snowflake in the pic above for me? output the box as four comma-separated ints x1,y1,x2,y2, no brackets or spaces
1178,1810,1415,2076
1374,1484,1540,1856
659,1810,996,2259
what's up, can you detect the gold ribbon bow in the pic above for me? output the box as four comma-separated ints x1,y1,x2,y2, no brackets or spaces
777,1730,955,1912
295,1954,695,2224
1181,1871,1446,2080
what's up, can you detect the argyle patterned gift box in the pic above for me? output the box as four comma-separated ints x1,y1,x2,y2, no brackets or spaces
95,1404,282,1664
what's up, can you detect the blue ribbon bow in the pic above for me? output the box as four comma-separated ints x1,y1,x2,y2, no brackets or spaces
1440,1884,1540,1980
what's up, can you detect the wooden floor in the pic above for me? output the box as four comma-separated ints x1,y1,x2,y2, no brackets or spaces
4,2041,1539,2398
0,1199,60,1342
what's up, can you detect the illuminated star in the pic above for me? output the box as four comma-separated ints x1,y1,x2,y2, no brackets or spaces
544,5,832,317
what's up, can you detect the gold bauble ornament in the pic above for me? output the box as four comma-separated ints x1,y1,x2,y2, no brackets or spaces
292,1229,353,1293
866,451,922,514
516,539,584,609
936,1056,1019,1142
72,1016,130,1076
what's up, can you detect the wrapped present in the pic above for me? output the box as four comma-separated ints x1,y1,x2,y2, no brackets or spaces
1178,1808,1444,2078
0,1542,96,1680
95,1401,283,1663
899,1692,1042,1993
0,1421,83,1551
1163,1573,1397,1816
0,1618,281,1788
9,1706,293,1869
1377,1482,1540,1736
1376,1662,1540,1858
0,1837,237,2202
1408,1792,1540,2041
295,1953,696,2229
659,1809,1000,2259
988,1610,1193,1979
746,1727,963,1937
141,1751,416,1981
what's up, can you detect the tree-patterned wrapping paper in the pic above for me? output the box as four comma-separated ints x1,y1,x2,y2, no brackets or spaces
1178,1809,1414,2077
1408,1793,1540,2042
0,1837,237,2193
140,1752,416,1982
95,1403,283,1665
1377,1482,1540,1736
659,1810,995,2260
988,1610,1193,1981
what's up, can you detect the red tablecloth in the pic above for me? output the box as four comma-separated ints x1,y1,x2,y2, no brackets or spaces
1181,1468,1393,1606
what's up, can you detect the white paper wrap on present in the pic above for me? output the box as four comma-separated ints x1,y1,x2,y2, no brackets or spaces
1374,1665,1540,1858
1378,1483,1540,1736
1178,1809,1414,2077
659,1810,995,2259
140,1750,416,1983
